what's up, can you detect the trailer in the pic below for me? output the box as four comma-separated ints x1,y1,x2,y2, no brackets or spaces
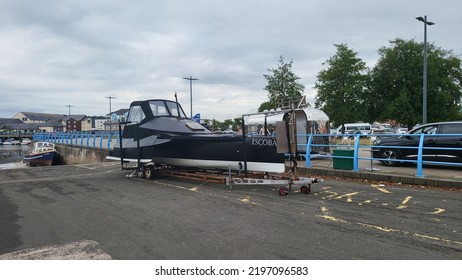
122,161,321,196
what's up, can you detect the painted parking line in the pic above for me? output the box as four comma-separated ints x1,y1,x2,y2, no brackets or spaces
371,184,392,194
317,206,462,247
396,196,413,209
239,196,261,206
430,208,446,215
333,191,360,203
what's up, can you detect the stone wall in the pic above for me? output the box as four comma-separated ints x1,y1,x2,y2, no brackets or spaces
55,145,109,165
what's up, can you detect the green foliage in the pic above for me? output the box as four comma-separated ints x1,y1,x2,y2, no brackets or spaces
369,39,462,127
261,55,305,110
203,118,242,131
314,44,369,127
257,101,273,112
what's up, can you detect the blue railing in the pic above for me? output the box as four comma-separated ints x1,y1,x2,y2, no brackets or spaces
33,131,120,149
302,133,462,177
32,131,462,177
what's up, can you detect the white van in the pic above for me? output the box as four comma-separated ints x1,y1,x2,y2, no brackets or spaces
336,122,371,135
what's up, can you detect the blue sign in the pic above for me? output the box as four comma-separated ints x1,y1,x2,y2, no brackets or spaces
192,113,200,123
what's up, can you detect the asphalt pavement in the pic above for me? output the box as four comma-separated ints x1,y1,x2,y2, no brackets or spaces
0,162,460,260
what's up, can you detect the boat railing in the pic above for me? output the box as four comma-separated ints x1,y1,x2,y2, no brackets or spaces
32,131,120,150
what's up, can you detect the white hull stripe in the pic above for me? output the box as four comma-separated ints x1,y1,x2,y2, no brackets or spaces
106,156,285,173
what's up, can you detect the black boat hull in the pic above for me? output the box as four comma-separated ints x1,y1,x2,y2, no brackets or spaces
109,135,285,173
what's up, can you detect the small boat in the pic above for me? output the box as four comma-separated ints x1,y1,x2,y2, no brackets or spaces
23,142,61,167
3,138,20,145
107,98,285,173
21,138,32,145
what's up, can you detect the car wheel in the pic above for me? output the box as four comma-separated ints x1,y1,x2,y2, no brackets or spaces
379,149,401,166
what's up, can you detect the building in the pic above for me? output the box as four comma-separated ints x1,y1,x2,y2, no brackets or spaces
91,116,107,131
62,115,91,132
106,109,129,131
9,111,118,133
13,112,65,124
0,118,64,135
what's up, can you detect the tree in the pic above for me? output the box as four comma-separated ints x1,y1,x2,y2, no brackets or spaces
260,55,305,110
369,39,462,128
257,101,273,112
314,44,369,129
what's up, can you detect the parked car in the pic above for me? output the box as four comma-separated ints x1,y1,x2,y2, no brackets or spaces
396,127,408,134
371,121,462,166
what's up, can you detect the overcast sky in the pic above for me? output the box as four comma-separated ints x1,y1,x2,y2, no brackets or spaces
0,0,460,120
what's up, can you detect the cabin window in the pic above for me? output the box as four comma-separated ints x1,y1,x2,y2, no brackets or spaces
166,101,187,118
149,101,169,117
127,105,145,123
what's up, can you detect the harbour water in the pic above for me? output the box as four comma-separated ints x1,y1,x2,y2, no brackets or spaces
0,144,31,169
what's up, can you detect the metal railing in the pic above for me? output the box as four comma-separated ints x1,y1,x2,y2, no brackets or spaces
302,133,462,177
33,131,120,150
32,131,462,177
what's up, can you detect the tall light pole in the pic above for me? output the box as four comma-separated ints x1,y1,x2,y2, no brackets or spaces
65,104,74,117
183,76,199,118
65,105,74,132
105,96,116,131
416,15,435,125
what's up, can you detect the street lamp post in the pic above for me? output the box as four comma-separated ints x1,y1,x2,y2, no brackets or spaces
183,76,199,118
65,105,74,132
416,15,435,125
105,96,116,131
65,104,74,117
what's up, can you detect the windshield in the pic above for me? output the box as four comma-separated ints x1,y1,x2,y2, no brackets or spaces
410,125,437,135
166,101,187,118
149,100,187,118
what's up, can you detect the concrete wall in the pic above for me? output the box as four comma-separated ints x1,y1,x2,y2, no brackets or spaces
55,144,109,165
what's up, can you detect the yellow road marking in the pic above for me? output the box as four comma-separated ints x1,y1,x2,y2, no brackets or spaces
357,222,401,233
317,206,462,246
358,200,371,205
317,207,348,223
413,233,462,245
371,184,391,194
239,196,261,206
431,208,446,215
322,191,339,199
397,196,412,209
333,192,360,203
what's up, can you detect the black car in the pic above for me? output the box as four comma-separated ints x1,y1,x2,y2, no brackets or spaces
371,121,462,166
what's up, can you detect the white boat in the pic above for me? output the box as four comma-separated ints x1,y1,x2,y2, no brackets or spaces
3,138,20,145
21,138,32,145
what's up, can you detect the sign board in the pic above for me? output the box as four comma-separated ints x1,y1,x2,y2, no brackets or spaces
192,113,200,124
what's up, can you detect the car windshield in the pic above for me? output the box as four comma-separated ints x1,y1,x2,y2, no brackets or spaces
410,125,437,135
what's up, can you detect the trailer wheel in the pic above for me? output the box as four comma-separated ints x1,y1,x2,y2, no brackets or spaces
278,187,289,196
144,166,154,179
137,170,145,178
300,185,311,194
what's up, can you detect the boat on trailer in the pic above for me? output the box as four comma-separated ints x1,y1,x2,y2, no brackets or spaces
107,96,322,196
107,98,286,173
